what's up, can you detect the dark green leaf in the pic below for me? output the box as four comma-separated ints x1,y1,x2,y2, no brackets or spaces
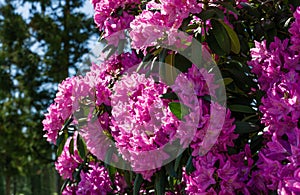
69,138,74,155
174,153,183,172
160,92,179,100
210,19,231,55
169,102,190,120
228,105,256,114
234,121,260,134
219,21,240,54
207,28,227,56
60,116,73,133
198,8,225,21
133,174,143,195
77,135,86,159
223,78,234,85
215,1,239,15
155,169,166,195
60,179,70,193
105,146,115,166
250,134,264,153
185,155,195,174
174,54,192,73
165,162,177,178
225,67,256,90
57,133,67,157
124,171,133,188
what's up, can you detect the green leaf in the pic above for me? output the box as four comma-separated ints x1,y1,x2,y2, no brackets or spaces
174,153,183,172
77,135,86,159
168,102,189,120
57,133,67,157
133,174,143,195
105,146,115,166
234,121,260,134
60,116,73,133
225,67,256,90
219,21,241,54
207,19,231,56
185,155,195,174
215,1,239,15
223,78,234,85
174,54,192,73
198,8,225,21
211,19,231,54
155,169,166,195
160,92,179,100
165,162,177,178
124,171,133,188
228,105,256,114
60,179,70,193
69,138,74,155
207,33,222,56
250,134,264,153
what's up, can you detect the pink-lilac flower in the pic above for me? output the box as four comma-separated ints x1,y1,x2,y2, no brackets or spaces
110,72,180,180
246,7,300,194
76,162,113,194
55,134,83,180
289,7,300,53
93,0,140,38
43,77,78,144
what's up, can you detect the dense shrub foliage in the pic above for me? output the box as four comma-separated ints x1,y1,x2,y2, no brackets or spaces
43,0,300,194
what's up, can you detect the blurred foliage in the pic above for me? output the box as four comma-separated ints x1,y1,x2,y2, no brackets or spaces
0,0,96,194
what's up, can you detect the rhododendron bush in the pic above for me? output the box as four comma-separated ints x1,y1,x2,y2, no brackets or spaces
42,0,300,194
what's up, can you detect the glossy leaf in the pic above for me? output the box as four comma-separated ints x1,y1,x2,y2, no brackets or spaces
57,133,67,157
69,138,74,155
133,174,143,195
228,105,256,114
77,135,86,159
155,169,166,195
185,155,195,174
220,21,241,54
234,121,260,134
169,102,189,120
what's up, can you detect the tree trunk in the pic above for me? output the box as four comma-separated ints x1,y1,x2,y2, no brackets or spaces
5,175,10,195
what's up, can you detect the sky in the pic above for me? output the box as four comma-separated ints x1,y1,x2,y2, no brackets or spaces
3,0,98,76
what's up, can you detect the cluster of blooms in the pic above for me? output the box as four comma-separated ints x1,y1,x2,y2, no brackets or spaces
43,52,140,193
180,65,255,194
55,133,83,180
42,77,77,144
92,0,140,38
247,7,300,194
62,162,117,195
110,72,180,180
41,1,300,194
184,144,253,194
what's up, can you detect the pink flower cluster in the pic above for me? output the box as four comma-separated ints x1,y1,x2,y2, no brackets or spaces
180,65,253,194
110,72,180,180
146,0,202,28
184,145,253,194
289,7,300,53
62,162,118,195
42,77,78,144
43,52,141,192
93,0,140,37
247,7,300,194
55,133,83,180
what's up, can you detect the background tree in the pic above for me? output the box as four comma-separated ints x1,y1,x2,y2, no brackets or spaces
0,0,96,194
